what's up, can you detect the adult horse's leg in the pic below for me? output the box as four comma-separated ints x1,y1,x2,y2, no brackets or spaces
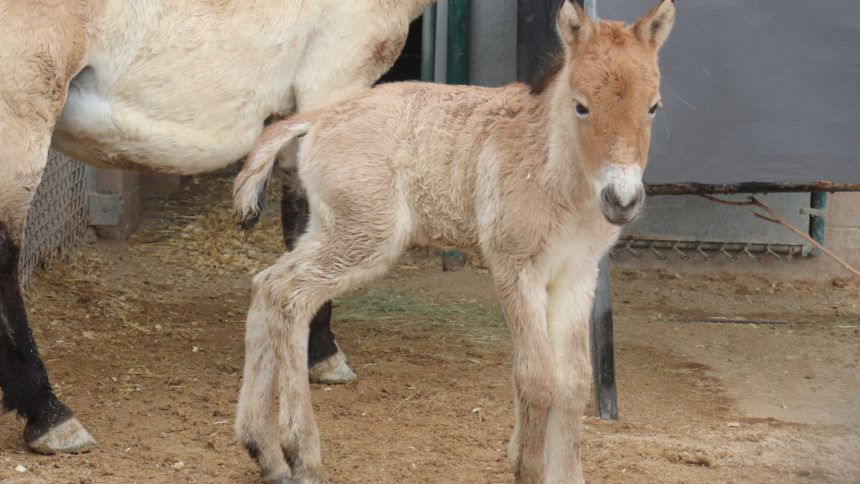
0,223,94,454
280,169,355,384
0,0,95,453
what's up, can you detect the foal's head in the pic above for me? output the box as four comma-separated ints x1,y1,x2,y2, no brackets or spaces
549,0,675,225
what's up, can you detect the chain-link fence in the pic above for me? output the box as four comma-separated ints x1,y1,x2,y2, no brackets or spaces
19,151,90,285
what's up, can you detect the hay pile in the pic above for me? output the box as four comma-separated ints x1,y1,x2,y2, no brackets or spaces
129,172,286,279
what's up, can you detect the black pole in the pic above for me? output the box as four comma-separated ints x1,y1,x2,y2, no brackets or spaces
516,0,565,85
590,257,617,420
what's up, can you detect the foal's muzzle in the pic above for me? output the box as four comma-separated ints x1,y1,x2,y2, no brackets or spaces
600,186,645,226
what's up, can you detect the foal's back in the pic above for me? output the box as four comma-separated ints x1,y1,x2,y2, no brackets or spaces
299,81,539,248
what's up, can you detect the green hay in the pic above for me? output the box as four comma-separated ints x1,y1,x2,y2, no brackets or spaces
333,288,508,344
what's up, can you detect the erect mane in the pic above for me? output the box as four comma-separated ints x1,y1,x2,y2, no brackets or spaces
528,54,564,96
528,20,643,96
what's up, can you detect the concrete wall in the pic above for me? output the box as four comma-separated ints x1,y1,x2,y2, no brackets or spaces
828,193,860,267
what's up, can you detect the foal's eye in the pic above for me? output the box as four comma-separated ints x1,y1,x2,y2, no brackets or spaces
648,103,660,116
575,102,590,117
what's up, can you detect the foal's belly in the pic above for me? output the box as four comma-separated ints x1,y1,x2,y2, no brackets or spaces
411,197,481,250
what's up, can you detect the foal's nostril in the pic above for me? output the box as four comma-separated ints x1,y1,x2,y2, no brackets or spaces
601,188,622,208
600,187,643,225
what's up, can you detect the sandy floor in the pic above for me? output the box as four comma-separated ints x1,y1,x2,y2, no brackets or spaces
2,171,858,483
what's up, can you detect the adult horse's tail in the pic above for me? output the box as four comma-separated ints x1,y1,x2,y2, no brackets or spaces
233,120,310,230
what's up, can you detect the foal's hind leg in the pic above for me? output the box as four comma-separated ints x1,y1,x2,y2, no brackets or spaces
279,170,355,384
239,222,407,482
235,290,290,482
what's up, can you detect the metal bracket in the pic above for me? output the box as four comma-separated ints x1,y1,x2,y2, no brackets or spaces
86,192,121,226
807,193,827,256
799,207,824,217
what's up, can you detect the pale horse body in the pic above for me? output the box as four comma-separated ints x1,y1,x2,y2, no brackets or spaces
233,1,676,482
0,0,431,455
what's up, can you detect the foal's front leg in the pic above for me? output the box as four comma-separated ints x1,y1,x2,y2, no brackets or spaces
493,265,555,483
543,261,599,484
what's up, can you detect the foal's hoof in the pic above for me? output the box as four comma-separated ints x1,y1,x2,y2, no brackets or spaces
269,477,302,484
309,348,356,384
26,417,96,454
268,474,325,484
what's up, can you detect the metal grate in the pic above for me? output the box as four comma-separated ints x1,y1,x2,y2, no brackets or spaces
610,236,805,263
19,151,89,285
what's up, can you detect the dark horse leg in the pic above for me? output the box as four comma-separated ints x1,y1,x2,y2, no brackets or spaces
0,223,95,453
280,171,356,383
0,1,97,453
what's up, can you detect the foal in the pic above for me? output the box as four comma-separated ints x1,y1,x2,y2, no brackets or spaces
234,1,675,482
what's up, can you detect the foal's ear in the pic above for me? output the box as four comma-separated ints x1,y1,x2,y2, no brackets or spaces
634,0,676,51
557,0,592,50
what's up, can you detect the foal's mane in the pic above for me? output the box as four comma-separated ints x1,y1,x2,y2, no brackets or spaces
528,21,639,96
528,54,564,96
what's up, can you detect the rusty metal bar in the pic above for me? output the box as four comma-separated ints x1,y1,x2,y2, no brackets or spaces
645,181,860,196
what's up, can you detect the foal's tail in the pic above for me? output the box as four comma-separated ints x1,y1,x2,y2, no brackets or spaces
233,120,310,230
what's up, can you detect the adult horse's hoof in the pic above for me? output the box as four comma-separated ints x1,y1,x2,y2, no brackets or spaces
26,417,96,454
309,345,356,384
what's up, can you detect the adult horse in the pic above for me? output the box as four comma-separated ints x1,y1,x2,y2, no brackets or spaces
0,0,433,455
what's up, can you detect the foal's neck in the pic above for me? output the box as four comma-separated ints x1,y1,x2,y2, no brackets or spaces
526,80,596,212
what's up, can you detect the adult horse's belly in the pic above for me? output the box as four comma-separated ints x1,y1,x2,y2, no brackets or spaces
52,1,307,175
53,84,265,174
52,78,276,175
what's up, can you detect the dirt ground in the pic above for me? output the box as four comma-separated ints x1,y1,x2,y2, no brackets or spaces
2,170,858,483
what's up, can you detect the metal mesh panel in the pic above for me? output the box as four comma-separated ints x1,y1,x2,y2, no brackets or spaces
610,236,805,263
19,151,89,285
